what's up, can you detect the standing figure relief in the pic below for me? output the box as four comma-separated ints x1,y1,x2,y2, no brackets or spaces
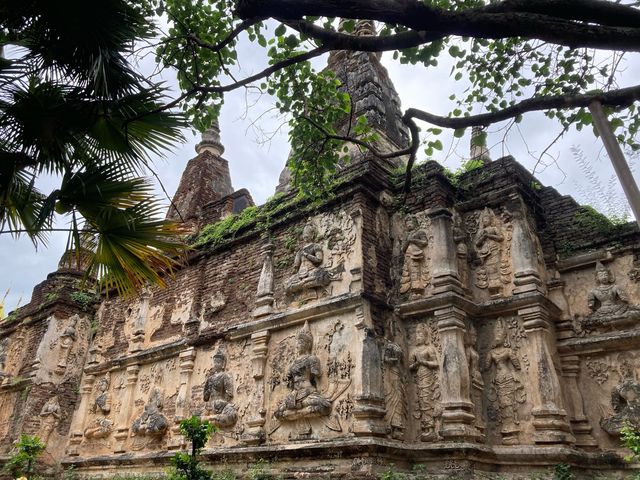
484,318,526,445
400,215,430,299
474,208,510,297
409,323,442,442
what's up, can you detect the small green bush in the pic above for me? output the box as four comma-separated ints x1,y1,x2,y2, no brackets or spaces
4,434,45,479
168,416,216,480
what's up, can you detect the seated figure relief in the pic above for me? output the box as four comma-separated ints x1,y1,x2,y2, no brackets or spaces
203,346,237,429
84,375,113,440
583,261,640,331
131,387,168,439
274,321,331,422
601,354,640,435
400,215,430,299
285,224,331,301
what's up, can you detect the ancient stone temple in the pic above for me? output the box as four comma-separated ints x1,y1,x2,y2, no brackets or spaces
3,24,640,480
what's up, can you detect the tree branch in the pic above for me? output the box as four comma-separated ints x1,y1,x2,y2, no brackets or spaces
404,84,640,130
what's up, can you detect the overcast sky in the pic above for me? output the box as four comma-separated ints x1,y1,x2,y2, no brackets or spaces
1,28,639,313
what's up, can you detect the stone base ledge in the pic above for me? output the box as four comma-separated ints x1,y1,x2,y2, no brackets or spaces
62,437,630,476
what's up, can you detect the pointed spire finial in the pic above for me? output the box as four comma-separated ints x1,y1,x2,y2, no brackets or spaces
195,118,225,156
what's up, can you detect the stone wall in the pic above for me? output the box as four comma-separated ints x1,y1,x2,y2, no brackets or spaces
3,155,640,479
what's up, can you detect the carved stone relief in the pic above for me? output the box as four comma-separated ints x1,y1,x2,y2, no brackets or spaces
0,337,8,382
465,324,485,434
400,215,431,299
84,374,114,441
55,315,78,374
268,320,352,439
284,211,357,304
130,387,169,449
482,317,526,445
39,396,61,444
382,339,407,439
467,207,513,298
453,212,470,292
408,322,442,442
581,261,640,332
203,346,237,429
600,353,640,435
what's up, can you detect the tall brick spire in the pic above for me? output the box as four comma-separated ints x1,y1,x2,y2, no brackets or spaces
167,120,233,225
276,20,409,193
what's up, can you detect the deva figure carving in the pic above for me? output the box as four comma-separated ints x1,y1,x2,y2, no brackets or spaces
39,396,61,444
84,375,113,440
409,323,442,442
131,387,168,439
285,223,331,300
484,318,526,445
56,315,78,374
474,208,508,297
275,321,331,421
465,325,485,432
383,339,407,439
203,346,237,429
583,261,640,331
0,337,8,379
601,353,640,435
400,215,430,299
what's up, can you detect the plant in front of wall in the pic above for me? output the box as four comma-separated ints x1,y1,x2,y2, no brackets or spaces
169,416,216,480
3,435,45,480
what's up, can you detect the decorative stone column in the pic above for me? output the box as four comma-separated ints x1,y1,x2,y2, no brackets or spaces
253,243,275,318
511,209,544,295
113,364,140,453
434,306,479,441
352,328,387,436
241,330,270,444
66,373,96,456
429,209,463,295
560,355,598,448
168,348,196,450
518,305,574,445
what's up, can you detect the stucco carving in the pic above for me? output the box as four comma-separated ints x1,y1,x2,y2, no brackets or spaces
39,396,61,444
0,337,8,381
465,324,485,432
203,346,237,429
453,212,470,291
483,318,526,445
274,322,332,422
400,214,430,299
472,207,512,297
582,261,640,331
601,353,640,435
409,323,442,442
285,224,332,301
383,339,407,439
131,387,169,448
56,315,78,374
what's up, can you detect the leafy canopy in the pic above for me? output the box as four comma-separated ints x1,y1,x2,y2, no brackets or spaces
0,0,188,295
150,0,640,194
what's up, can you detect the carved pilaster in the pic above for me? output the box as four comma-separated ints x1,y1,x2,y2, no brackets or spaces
518,306,574,445
66,373,96,456
168,348,196,450
241,330,270,444
511,209,544,295
113,364,140,453
434,306,479,441
253,243,275,318
561,355,598,449
352,329,387,436
429,210,463,295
